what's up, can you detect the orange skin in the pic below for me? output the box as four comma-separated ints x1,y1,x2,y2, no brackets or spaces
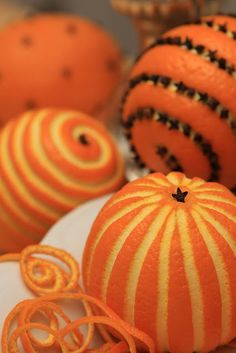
0,217,36,253
0,14,122,126
123,84,235,187
82,172,236,353
0,109,125,253
122,15,236,190
22,111,122,199
165,16,236,67
39,111,119,183
132,42,236,116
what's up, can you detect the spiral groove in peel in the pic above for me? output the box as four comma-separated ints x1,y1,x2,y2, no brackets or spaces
0,109,125,252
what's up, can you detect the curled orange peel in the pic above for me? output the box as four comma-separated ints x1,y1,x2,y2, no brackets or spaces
60,315,136,353
7,322,65,353
2,293,155,353
0,253,20,262
1,245,155,353
20,245,80,295
18,300,83,350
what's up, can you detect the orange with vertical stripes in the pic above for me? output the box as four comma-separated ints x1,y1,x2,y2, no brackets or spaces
121,15,236,191
82,172,236,353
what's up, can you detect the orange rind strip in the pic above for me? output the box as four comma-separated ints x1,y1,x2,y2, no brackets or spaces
0,245,80,295
0,253,20,262
1,243,235,352
18,300,83,350
7,322,65,353
1,244,155,353
2,293,155,353
20,245,80,295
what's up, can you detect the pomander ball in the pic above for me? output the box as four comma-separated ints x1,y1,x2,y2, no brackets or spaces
0,14,122,126
122,15,236,192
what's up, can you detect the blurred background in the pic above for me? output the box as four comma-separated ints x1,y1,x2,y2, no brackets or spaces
0,0,235,56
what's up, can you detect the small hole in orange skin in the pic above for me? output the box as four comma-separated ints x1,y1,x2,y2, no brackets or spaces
66,23,78,35
61,67,73,80
25,100,37,110
106,58,119,72
21,35,33,47
92,102,104,115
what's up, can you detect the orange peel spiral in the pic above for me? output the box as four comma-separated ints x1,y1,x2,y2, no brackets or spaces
19,245,80,295
0,245,155,353
2,293,155,353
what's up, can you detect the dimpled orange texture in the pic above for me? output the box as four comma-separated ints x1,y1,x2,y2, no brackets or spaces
82,172,236,353
0,109,125,253
0,14,122,126
121,15,236,192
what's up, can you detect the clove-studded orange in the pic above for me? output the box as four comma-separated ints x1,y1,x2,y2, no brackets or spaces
82,172,236,353
0,109,125,253
121,15,236,192
0,13,122,126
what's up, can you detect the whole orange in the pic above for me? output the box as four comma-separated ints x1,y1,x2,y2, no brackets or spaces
121,15,236,192
0,14,122,126
0,109,125,253
83,172,236,353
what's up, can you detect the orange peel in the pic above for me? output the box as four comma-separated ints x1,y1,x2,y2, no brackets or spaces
0,253,20,262
19,245,80,295
2,292,155,353
1,244,155,353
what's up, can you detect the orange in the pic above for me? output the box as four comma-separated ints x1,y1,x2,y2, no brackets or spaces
121,15,236,191
0,109,125,253
0,14,122,126
82,172,236,353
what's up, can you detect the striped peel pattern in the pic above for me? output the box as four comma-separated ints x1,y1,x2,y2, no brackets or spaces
0,109,124,252
82,172,236,353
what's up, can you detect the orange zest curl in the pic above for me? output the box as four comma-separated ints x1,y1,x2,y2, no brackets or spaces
17,300,85,351
19,245,80,295
0,253,20,262
2,293,155,353
1,245,155,353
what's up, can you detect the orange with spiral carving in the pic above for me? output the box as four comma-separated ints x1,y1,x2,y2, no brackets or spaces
122,15,236,191
0,109,125,253
82,172,236,353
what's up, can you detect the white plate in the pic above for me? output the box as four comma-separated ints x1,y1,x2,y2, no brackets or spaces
0,193,235,353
